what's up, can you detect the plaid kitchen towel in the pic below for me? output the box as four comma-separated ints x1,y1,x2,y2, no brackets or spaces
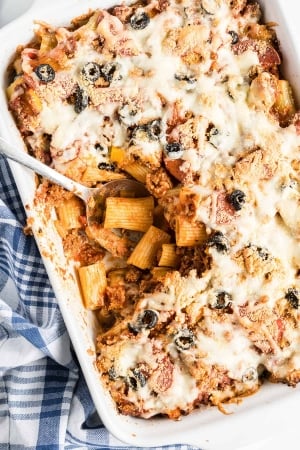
0,154,200,450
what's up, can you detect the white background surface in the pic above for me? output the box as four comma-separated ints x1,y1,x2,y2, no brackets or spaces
0,1,298,449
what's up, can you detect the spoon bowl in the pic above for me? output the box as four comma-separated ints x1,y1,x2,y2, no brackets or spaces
0,136,149,224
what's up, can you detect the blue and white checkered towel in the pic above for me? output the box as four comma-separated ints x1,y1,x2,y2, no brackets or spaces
0,154,198,450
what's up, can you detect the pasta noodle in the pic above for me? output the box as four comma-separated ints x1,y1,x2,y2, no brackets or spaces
82,166,126,183
175,216,207,247
55,196,84,230
104,196,154,232
78,261,107,310
127,225,171,269
158,243,180,268
110,146,152,182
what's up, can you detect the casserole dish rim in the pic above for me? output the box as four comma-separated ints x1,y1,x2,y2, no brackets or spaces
1,0,300,447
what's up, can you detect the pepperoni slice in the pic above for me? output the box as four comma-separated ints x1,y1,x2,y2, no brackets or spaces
215,192,236,225
150,356,174,393
164,158,187,182
233,38,281,68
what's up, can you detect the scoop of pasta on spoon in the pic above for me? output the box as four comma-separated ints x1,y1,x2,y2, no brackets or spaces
0,136,149,225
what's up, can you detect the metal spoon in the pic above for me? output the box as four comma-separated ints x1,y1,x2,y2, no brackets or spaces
0,137,148,224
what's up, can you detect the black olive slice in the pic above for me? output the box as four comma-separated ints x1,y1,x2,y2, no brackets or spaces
128,309,159,333
213,291,233,313
214,291,232,309
174,329,195,350
74,86,89,113
132,119,162,142
95,143,105,152
228,30,239,44
100,62,117,83
130,11,150,30
242,367,258,383
34,64,55,82
227,189,246,211
164,142,184,159
108,367,118,381
138,309,158,329
81,62,102,83
206,231,229,253
285,288,299,309
97,162,116,171
174,73,197,84
146,119,162,140
127,376,138,390
127,368,147,390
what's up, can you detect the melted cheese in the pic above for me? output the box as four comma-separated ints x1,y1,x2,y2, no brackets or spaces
196,322,262,380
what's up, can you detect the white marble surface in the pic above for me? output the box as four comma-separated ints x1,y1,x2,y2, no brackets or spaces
0,1,298,449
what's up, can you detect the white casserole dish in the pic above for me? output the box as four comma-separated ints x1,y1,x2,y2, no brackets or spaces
0,1,300,448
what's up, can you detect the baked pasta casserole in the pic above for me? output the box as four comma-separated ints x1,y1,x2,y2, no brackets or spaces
7,0,300,419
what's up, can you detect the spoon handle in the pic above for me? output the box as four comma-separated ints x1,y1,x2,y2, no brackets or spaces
0,137,90,201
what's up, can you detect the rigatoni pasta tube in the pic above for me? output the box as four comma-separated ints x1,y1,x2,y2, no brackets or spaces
127,225,171,269
82,166,126,183
104,196,154,232
110,146,151,183
56,196,84,230
110,146,126,165
274,79,296,124
176,216,207,246
123,160,151,183
39,31,58,53
78,261,107,310
158,243,179,268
